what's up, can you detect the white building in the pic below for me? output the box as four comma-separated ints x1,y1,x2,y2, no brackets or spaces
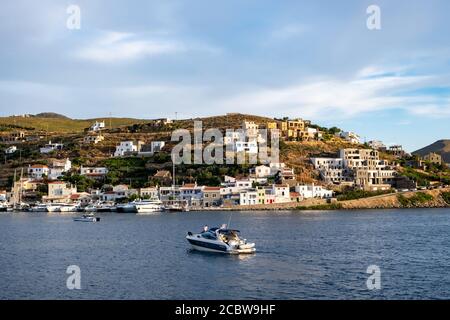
139,187,159,199
47,159,71,180
90,121,105,131
80,166,109,178
151,141,165,153
235,140,258,154
114,141,138,157
239,189,258,205
295,184,333,199
83,134,104,144
368,140,386,151
272,184,291,203
28,164,49,180
40,141,63,154
250,165,271,178
5,146,17,154
339,131,361,144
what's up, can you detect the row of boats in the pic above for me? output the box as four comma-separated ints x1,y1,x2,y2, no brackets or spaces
0,199,189,214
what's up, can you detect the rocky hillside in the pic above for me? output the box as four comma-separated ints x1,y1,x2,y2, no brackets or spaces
413,139,450,163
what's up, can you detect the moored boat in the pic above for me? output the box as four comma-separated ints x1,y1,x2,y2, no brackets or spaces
186,225,256,254
135,199,163,214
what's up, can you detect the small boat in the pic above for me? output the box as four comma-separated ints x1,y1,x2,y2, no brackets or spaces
186,226,256,254
84,203,97,213
135,199,163,214
74,214,100,222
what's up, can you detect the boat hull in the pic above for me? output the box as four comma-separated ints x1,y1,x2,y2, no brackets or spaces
186,236,256,254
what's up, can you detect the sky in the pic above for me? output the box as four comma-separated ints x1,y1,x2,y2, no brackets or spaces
0,0,449,152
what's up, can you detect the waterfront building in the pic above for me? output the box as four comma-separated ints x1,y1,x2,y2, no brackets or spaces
43,181,77,203
239,189,258,205
272,184,291,203
202,187,222,207
295,184,333,199
180,183,204,207
139,187,159,199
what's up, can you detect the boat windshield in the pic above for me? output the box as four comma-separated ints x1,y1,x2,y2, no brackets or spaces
201,232,217,240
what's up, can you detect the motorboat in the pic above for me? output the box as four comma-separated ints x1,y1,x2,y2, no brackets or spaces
116,202,137,213
59,203,80,213
164,203,189,212
84,203,97,213
95,202,117,213
31,203,48,212
46,203,63,213
74,214,100,222
135,199,163,214
186,226,256,254
0,203,7,212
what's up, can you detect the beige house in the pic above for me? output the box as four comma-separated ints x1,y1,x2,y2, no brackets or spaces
202,187,222,207
423,152,442,165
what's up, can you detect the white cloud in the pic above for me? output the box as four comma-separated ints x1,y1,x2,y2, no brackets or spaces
215,67,449,119
74,31,184,63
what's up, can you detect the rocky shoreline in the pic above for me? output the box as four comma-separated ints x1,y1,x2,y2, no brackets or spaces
194,188,450,211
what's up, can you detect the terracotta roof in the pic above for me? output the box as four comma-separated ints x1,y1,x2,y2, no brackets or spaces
31,164,48,168
290,192,300,197
203,187,221,191
48,181,66,184
154,170,171,177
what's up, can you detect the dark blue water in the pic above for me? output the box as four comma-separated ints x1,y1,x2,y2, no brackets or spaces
1,209,450,299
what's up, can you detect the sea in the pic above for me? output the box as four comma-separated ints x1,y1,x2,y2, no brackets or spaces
0,208,449,299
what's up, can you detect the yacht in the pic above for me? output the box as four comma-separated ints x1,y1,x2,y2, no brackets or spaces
134,199,163,214
186,226,256,254
164,203,189,212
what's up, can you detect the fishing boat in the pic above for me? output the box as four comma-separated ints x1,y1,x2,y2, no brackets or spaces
135,199,163,214
73,214,100,222
186,225,256,254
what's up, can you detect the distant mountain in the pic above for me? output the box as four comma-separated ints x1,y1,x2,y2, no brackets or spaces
413,140,450,164
33,112,70,119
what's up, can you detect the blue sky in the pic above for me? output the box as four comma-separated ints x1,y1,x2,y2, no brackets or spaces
0,0,449,152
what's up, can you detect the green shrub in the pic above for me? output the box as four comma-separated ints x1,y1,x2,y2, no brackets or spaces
397,193,434,207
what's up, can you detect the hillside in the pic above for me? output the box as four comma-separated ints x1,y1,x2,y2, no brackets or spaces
413,139,450,163
0,116,150,133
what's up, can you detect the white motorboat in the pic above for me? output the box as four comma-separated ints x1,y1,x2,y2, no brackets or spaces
46,203,63,212
84,203,97,212
186,226,256,254
95,202,117,213
59,203,80,213
0,203,7,212
31,203,48,212
74,214,100,222
135,199,163,214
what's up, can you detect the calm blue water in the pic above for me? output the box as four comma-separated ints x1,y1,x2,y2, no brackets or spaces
0,209,449,299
